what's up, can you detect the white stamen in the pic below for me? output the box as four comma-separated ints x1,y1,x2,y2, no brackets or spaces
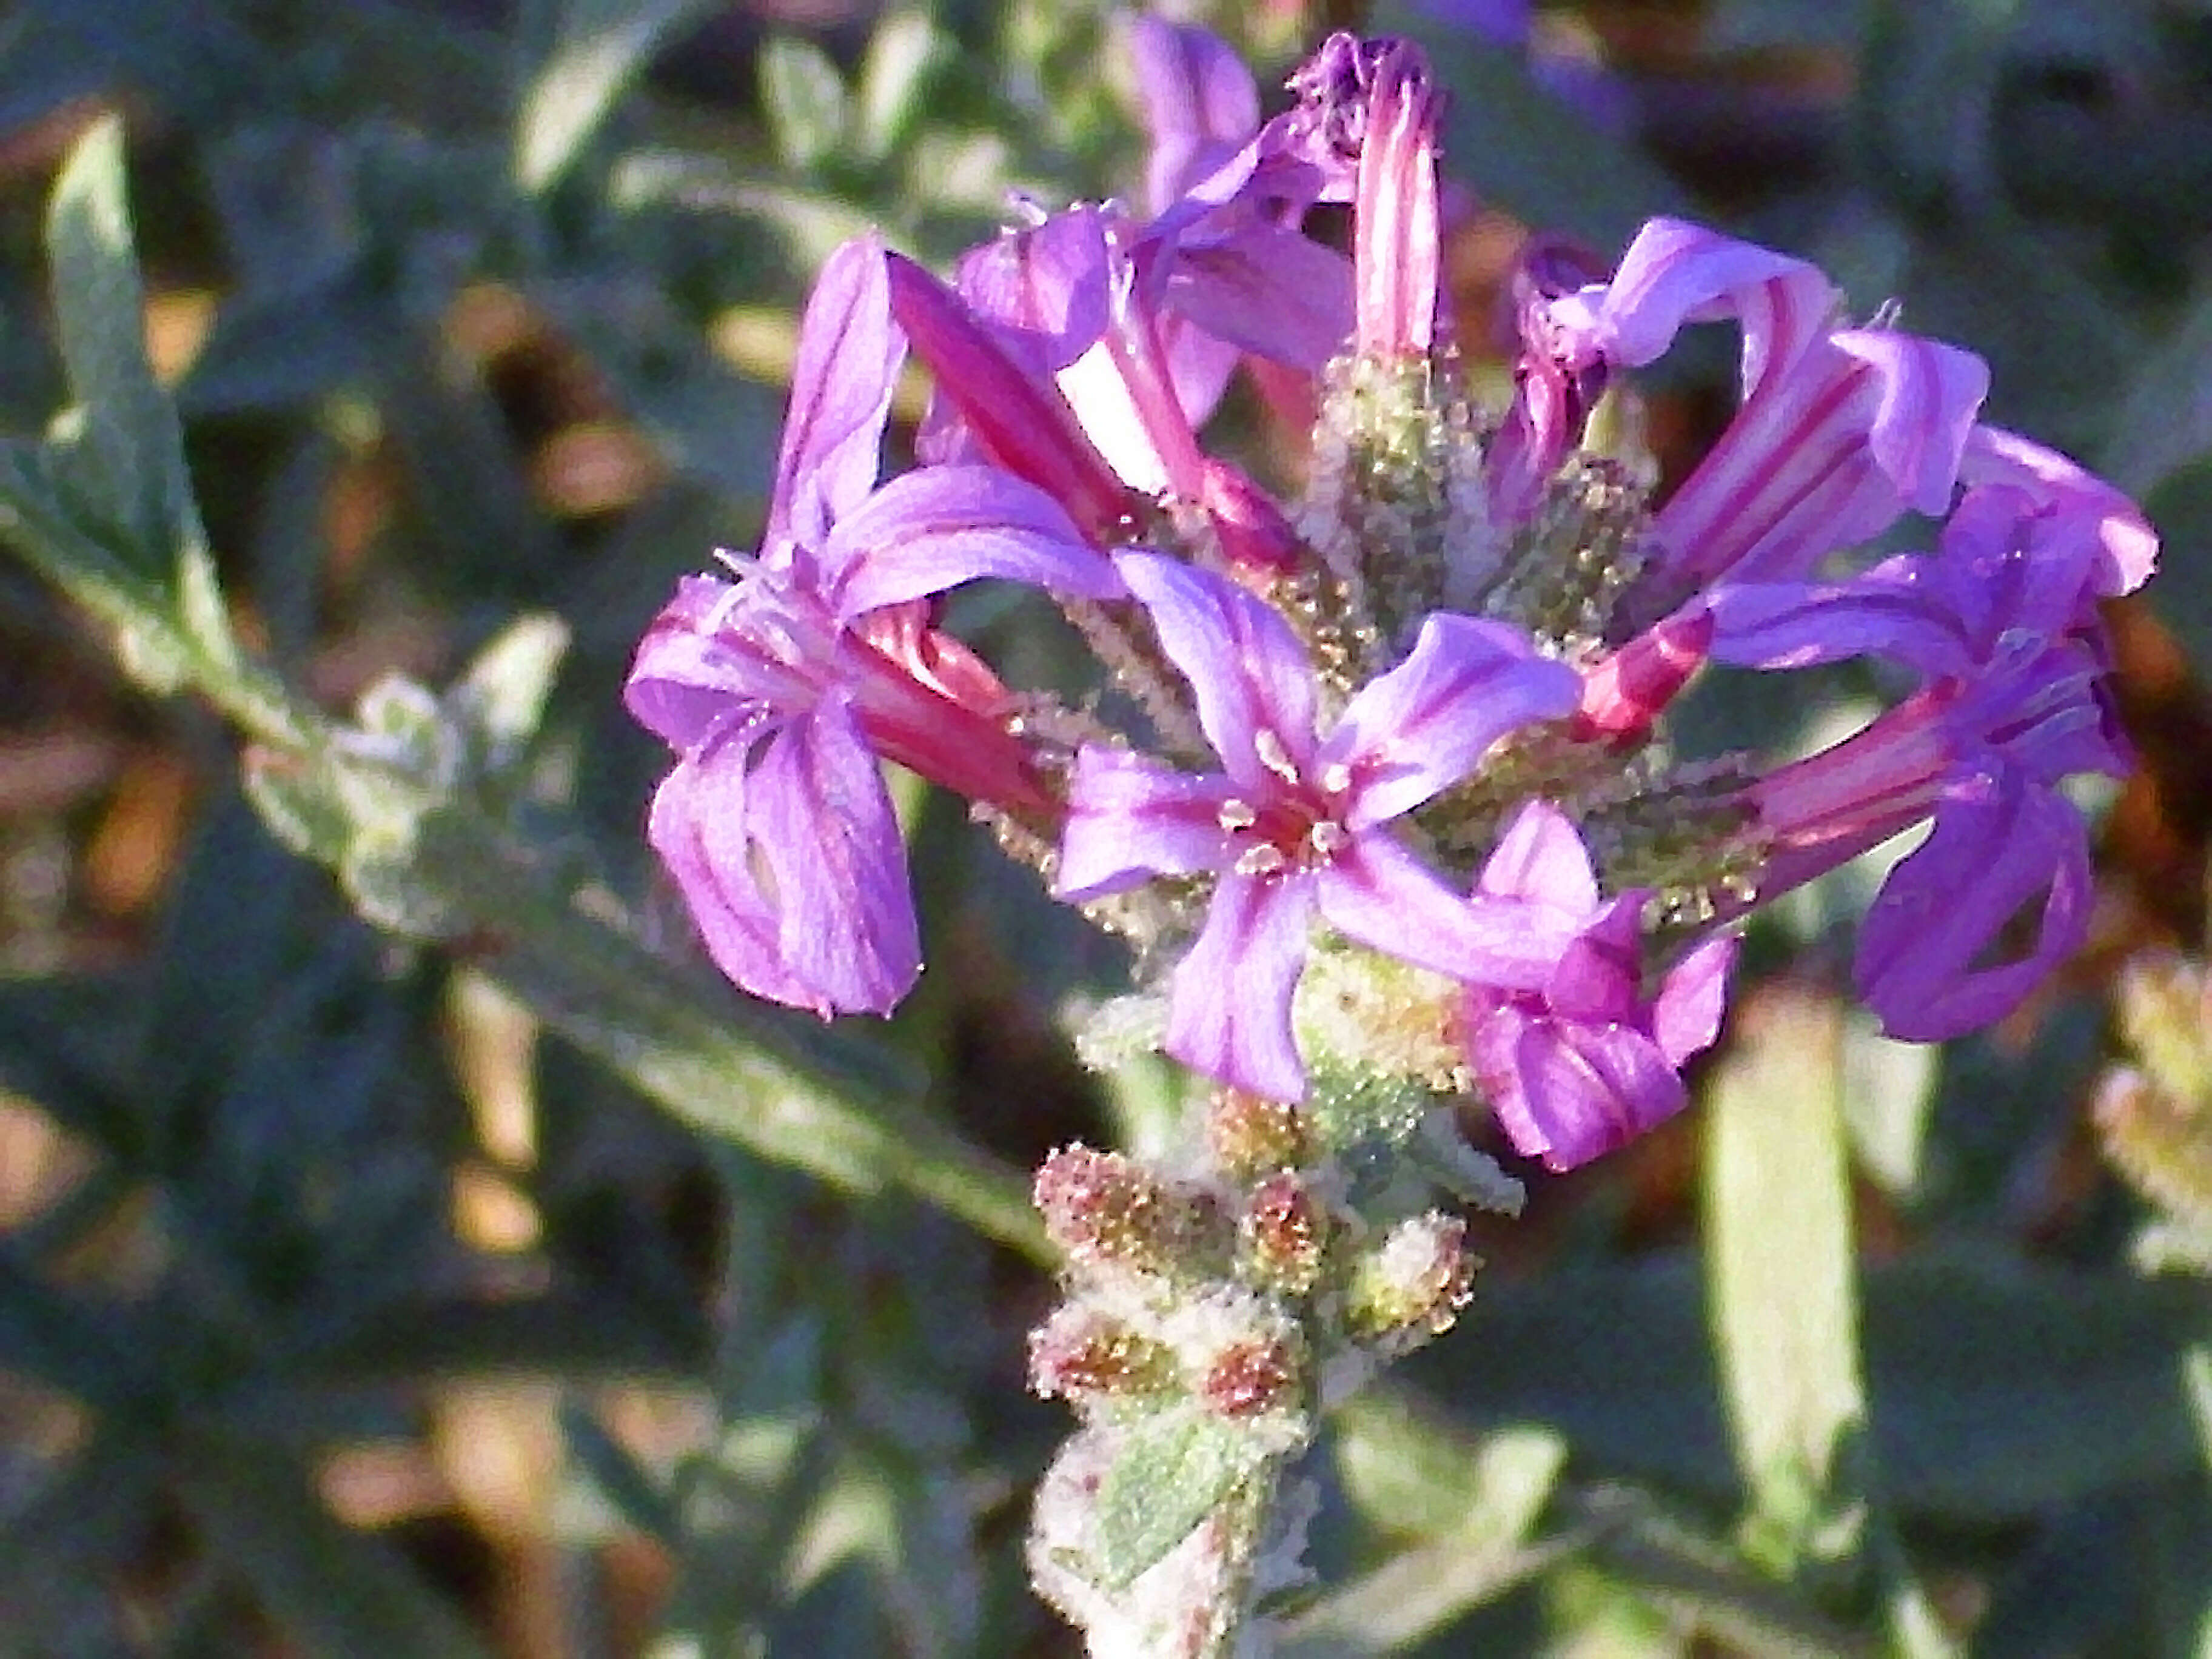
1236,844,1289,877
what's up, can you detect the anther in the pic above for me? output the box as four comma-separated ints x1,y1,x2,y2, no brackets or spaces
1236,844,1289,877
1254,729,1301,783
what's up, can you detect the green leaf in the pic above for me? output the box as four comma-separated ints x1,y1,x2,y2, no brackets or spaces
1407,1247,2212,1521
0,974,146,1162
560,1399,681,1543
1839,1008,1940,1199
1094,1411,1269,1590
182,269,401,414
1564,1485,1880,1657
761,35,851,173
0,1241,156,1410
1703,0,1872,50
527,273,784,494
44,119,212,581
36,119,240,695
515,0,725,194
1702,987,1869,1575
15,0,274,132
854,9,948,163
0,1427,164,1646
2106,209,2212,495
1332,1392,1563,1541
447,613,571,774
2113,375,2212,669
242,747,358,868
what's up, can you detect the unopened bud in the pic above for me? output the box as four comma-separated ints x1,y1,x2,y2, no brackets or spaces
2114,951,2212,1115
1569,605,1712,749
1028,1305,1176,1409
1344,1211,1476,1352
1198,1334,1304,1421
1208,1089,1310,1181
1238,1171,1326,1296
1034,1144,1228,1278
885,253,1135,544
1199,460,1304,581
1351,40,1445,360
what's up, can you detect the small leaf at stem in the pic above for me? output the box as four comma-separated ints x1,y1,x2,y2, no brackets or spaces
1094,1410,1269,1591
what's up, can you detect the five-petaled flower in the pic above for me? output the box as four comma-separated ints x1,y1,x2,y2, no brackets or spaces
625,239,1118,1017
1053,552,1580,1101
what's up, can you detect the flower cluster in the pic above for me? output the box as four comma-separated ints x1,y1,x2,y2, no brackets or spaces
626,21,2155,1644
628,20,2152,1173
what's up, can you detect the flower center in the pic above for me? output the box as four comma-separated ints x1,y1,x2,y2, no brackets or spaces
1218,742,1355,878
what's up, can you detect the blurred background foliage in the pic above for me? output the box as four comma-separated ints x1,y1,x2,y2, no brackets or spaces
1,0,2211,1653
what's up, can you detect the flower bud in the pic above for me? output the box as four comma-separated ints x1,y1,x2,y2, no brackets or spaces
1028,1305,1177,1410
1034,1144,1229,1278
1238,1171,1326,1296
1568,605,1712,749
1199,459,1305,582
1344,1211,1476,1352
1351,41,1444,360
885,253,1136,544
1208,1089,1310,1181
2114,951,2212,1114
1198,1334,1304,1421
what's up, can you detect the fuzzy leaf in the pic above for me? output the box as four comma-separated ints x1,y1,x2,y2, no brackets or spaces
1703,987,1869,1574
45,120,213,585
1094,1412,1268,1590
449,614,571,771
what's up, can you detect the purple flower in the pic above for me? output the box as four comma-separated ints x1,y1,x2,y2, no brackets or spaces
1960,424,2159,598
626,240,1121,1017
1487,237,1615,522
1119,27,1357,379
1121,15,1260,217
888,246,1138,545
905,211,1311,581
946,196,1338,491
1349,39,1447,359
1053,552,1582,1099
1543,218,1989,595
1720,474,2147,1038
1461,802,1736,1171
